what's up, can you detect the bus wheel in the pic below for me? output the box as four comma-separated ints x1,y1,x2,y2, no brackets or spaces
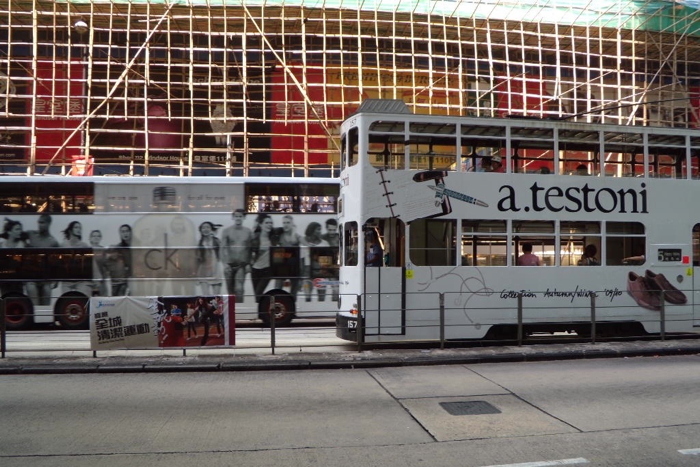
258,290,295,327
56,295,90,330
3,294,33,330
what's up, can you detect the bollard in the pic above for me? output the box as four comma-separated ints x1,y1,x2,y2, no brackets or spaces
517,293,523,346
660,291,665,341
356,294,363,352
590,293,596,344
270,295,276,355
439,293,445,350
1,298,5,359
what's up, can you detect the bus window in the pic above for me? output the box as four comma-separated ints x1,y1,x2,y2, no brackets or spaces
560,221,601,266
608,222,646,265
344,221,358,266
409,219,456,266
461,220,506,266
0,182,94,214
512,221,555,266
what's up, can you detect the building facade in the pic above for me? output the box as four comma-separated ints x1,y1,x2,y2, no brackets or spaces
2,0,700,176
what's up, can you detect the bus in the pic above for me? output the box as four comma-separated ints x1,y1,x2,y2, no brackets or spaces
0,176,339,330
335,99,700,343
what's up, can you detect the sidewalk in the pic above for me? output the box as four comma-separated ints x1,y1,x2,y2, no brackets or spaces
1,338,700,374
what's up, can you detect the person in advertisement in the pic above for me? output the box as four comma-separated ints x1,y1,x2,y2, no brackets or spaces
25,213,60,305
220,209,253,303
196,221,223,295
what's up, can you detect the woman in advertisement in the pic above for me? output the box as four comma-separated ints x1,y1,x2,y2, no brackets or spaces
250,214,279,302
196,221,223,295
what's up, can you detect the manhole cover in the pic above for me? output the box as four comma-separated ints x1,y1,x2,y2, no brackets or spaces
439,400,501,416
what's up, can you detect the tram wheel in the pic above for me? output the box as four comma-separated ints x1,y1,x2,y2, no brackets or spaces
258,290,295,327
56,294,90,330
3,294,33,330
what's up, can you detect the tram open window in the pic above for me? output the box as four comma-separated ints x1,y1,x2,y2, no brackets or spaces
407,123,457,171
510,126,554,174
512,221,555,266
602,130,643,177
557,129,600,176
340,132,348,171
367,120,406,169
515,149,554,174
648,152,683,179
607,222,646,265
691,140,700,179
348,127,361,167
693,224,700,266
343,221,359,266
461,220,507,266
560,221,601,266
409,219,456,266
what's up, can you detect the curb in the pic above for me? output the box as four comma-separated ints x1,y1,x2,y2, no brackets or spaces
1,342,699,375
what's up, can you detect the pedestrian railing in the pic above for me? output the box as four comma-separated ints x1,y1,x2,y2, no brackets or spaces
1,289,697,358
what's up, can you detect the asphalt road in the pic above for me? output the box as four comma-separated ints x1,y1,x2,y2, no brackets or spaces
1,354,700,467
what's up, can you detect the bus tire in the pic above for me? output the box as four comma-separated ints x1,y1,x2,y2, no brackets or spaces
258,290,295,327
56,294,90,330
3,294,33,330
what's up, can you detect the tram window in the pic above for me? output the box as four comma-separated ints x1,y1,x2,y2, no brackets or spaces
368,142,405,170
348,127,359,167
607,222,646,265
512,221,555,266
367,120,406,169
461,220,506,266
693,224,700,266
409,219,456,266
407,124,457,171
340,133,347,171
344,221,358,266
560,221,601,266
648,153,682,179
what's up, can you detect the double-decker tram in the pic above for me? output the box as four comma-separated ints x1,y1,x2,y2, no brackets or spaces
336,99,700,342
0,177,339,330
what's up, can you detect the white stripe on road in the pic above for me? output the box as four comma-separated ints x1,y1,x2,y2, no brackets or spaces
482,458,589,467
679,448,700,455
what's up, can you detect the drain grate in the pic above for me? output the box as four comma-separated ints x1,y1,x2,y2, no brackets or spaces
439,400,501,416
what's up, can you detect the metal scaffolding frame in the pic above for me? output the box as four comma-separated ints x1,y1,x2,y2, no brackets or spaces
1,0,700,176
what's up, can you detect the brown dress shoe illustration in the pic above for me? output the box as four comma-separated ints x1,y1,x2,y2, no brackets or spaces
644,270,687,305
627,272,661,311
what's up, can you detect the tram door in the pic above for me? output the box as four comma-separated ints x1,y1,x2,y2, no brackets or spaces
363,218,405,335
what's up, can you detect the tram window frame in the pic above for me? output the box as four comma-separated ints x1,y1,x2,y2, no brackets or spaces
407,123,457,171
560,221,601,266
367,121,406,170
409,218,457,266
461,220,507,266
512,221,556,266
348,127,359,167
606,221,646,265
343,221,359,266
693,223,700,266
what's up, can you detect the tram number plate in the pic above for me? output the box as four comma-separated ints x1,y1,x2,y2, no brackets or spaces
348,320,357,329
